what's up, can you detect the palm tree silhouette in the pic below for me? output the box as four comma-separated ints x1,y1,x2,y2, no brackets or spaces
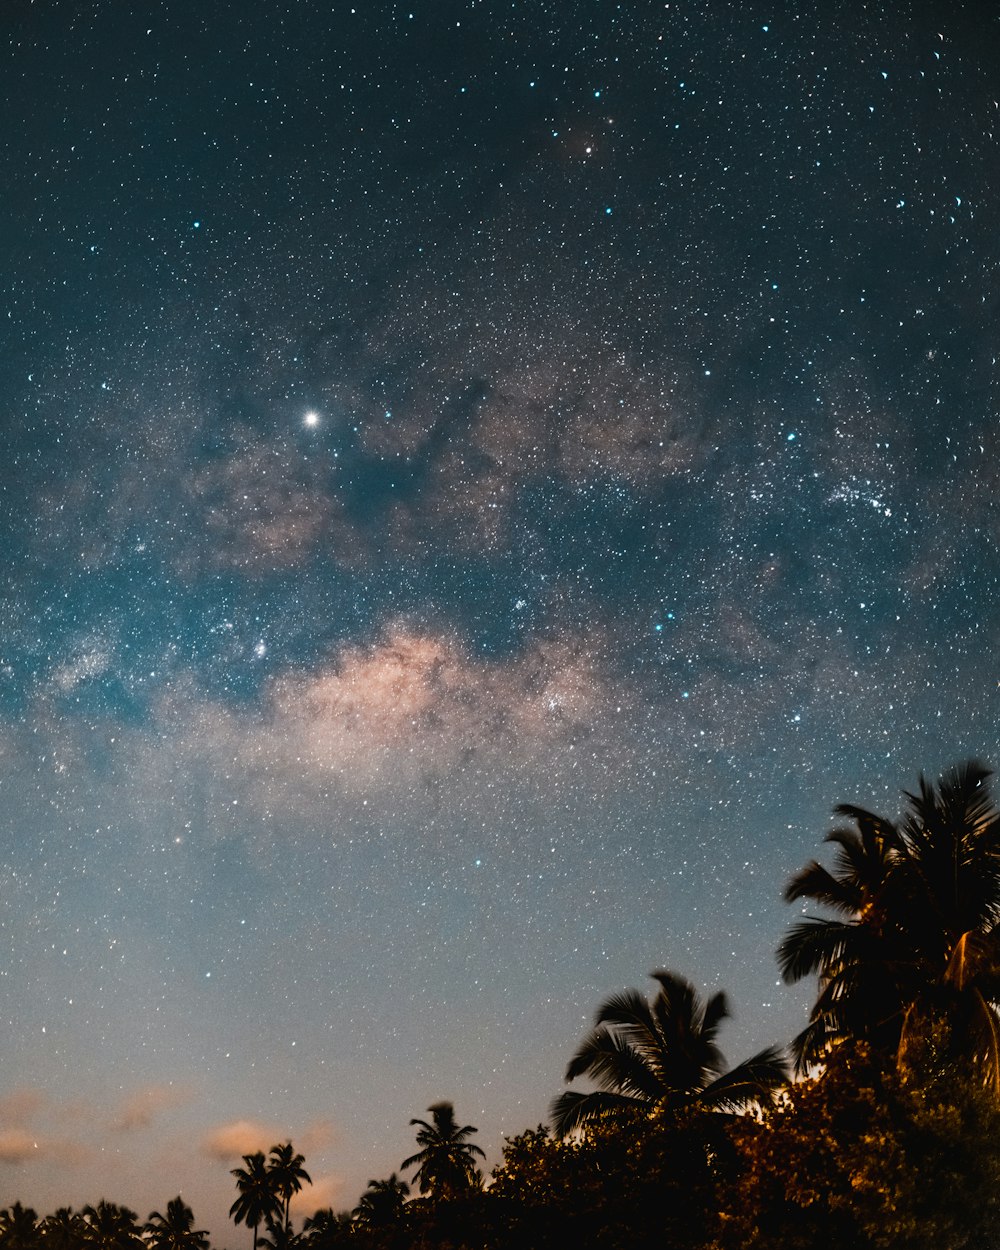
39,1208,85,1250
79,1202,142,1250
267,1143,312,1232
352,1174,409,1227
0,1202,39,1250
779,761,1000,1079
231,1152,281,1250
300,1210,352,1249
550,968,786,1138
778,793,907,1069
402,1102,485,1199
143,1199,209,1250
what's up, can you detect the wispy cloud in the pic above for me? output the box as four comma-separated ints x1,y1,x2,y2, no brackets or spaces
201,1118,335,1163
113,1084,191,1133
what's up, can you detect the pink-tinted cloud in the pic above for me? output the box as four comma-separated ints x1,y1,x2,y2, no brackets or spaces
202,1119,280,1161
201,1118,334,1163
290,1172,344,1217
0,1126,88,1168
0,1128,41,1163
113,1083,191,1132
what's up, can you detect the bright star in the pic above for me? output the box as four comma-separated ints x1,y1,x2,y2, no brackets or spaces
304,411,320,428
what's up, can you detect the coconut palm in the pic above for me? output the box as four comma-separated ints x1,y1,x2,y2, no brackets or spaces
352,1174,409,1228
300,1210,352,1250
230,1152,281,1250
267,1143,312,1232
402,1102,485,1199
779,761,1000,1080
778,798,910,1069
256,1217,301,1250
550,968,786,1138
0,1203,39,1250
143,1198,209,1250
38,1209,85,1250
79,1202,142,1250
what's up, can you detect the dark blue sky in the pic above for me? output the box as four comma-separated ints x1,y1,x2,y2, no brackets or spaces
2,0,999,1237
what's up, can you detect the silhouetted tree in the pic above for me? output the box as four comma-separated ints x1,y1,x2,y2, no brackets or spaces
38,1209,84,1250
352,1174,409,1228
300,1210,352,1250
719,1042,1000,1250
144,1198,209,1250
230,1153,280,1250
402,1102,485,1199
267,1143,312,1233
551,968,786,1137
80,1202,142,1250
780,761,1000,1079
0,1203,39,1250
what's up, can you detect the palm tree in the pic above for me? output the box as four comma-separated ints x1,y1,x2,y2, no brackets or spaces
402,1102,485,1199
256,1218,301,1250
267,1143,312,1233
550,968,786,1138
38,1209,85,1250
79,1202,142,1250
0,1203,39,1250
143,1199,210,1250
300,1210,352,1250
778,797,909,1069
352,1174,409,1227
779,761,1000,1080
231,1152,281,1250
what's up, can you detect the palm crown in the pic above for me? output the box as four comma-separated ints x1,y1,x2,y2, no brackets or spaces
79,1202,142,1250
230,1153,281,1250
352,1174,409,1227
143,1198,209,1250
779,760,1000,1079
267,1143,312,1230
551,968,786,1138
402,1102,486,1199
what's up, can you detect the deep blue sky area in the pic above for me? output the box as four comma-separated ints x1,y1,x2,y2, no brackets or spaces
2,0,999,1239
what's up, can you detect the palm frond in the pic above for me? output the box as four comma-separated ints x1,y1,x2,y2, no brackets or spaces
564,1026,662,1099
784,860,862,912
699,989,729,1038
777,916,854,984
592,986,658,1049
549,1089,644,1139
698,1044,787,1111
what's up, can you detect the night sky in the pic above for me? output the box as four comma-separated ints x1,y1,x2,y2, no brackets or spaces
2,0,999,1238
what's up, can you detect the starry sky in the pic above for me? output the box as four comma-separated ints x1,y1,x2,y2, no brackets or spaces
2,0,999,1238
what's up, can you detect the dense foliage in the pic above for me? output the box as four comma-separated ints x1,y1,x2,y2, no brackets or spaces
6,764,1000,1249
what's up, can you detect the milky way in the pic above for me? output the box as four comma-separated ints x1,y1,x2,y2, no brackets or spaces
2,0,999,1237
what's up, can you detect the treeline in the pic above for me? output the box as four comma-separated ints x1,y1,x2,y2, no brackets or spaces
6,762,1000,1249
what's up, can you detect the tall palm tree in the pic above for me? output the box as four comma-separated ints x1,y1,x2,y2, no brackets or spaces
352,1174,409,1227
143,1199,209,1250
402,1102,485,1199
267,1143,312,1232
551,968,786,1138
778,798,909,1069
231,1152,281,1250
779,761,1000,1079
0,1203,39,1250
79,1202,142,1250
